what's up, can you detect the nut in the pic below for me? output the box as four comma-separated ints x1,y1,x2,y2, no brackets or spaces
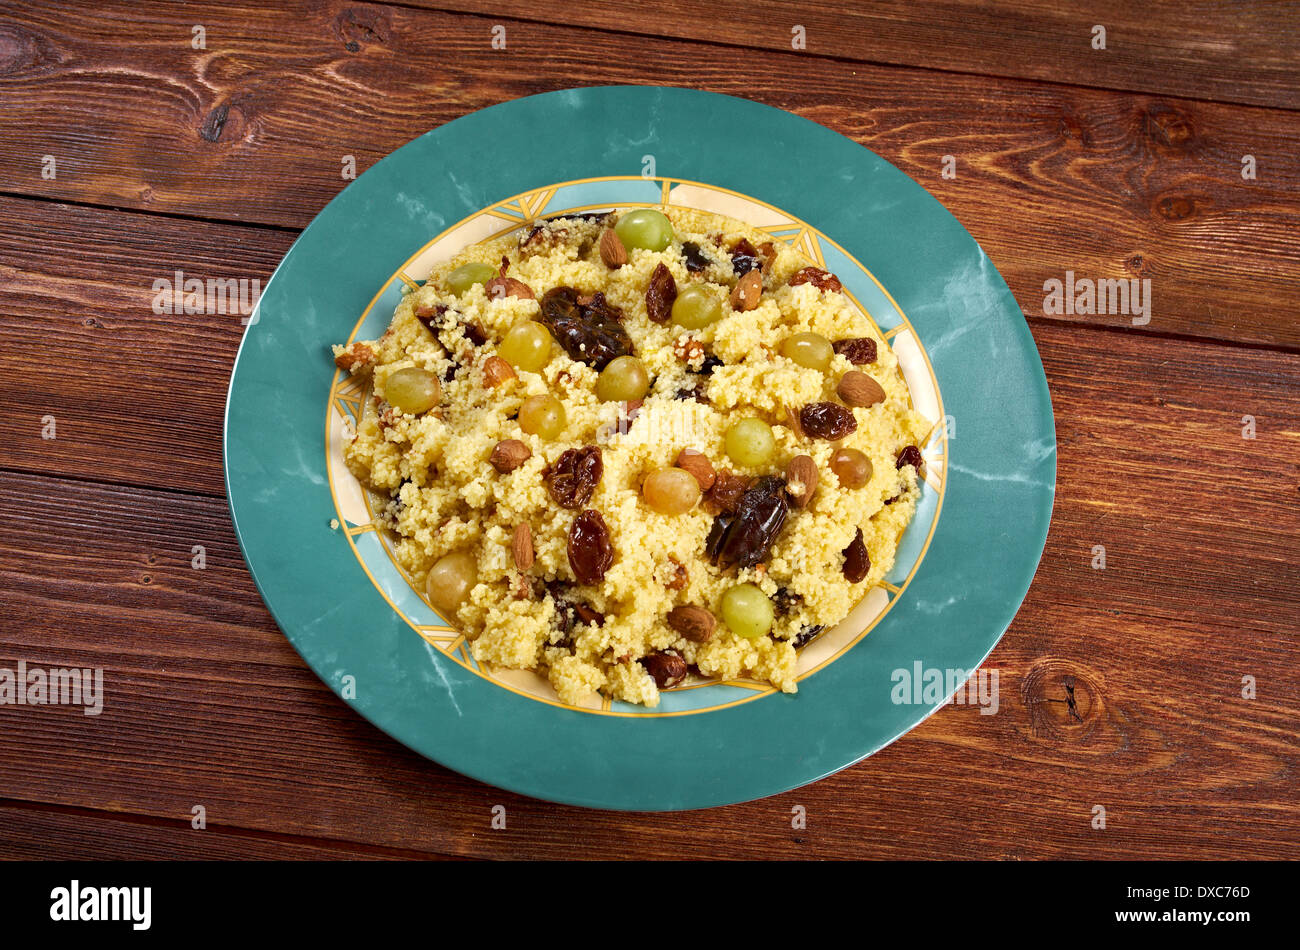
729,269,763,311
837,371,886,408
667,605,717,643
674,447,717,491
489,438,531,473
664,556,688,590
785,455,818,508
599,228,628,268
484,276,535,300
512,523,534,571
481,356,516,388
333,342,375,373
784,404,806,441
640,650,689,688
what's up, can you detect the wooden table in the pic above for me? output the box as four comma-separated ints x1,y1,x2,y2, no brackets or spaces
1,1,1296,860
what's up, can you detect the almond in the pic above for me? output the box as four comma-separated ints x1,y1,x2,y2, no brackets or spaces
333,342,375,373
674,447,717,491
729,268,763,311
785,455,818,508
512,523,534,571
490,438,531,473
481,355,516,388
784,404,806,441
666,605,717,643
599,228,628,268
837,370,886,408
484,276,535,300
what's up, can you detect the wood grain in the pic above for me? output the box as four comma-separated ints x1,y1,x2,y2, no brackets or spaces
1,320,1295,859
0,2,1296,348
424,0,1300,111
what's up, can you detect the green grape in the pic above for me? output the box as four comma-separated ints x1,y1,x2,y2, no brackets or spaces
642,468,701,515
720,583,774,639
780,332,834,372
518,394,566,439
426,551,477,619
724,417,776,468
384,367,441,414
499,322,552,373
595,356,650,402
670,285,723,330
614,209,674,252
446,262,498,296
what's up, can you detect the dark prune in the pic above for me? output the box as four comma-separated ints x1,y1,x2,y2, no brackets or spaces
833,337,878,365
709,476,789,570
573,603,606,627
729,238,762,276
641,651,688,689
568,509,613,585
546,446,603,508
443,361,459,382
793,624,825,648
842,528,870,583
896,445,924,475
537,286,633,369
413,303,448,328
680,241,711,273
800,402,858,440
544,580,603,641
645,262,677,324
704,514,733,561
789,267,843,293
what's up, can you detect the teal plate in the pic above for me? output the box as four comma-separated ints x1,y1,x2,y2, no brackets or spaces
224,86,1055,811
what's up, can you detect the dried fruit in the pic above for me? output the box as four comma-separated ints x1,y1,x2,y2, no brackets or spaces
703,469,749,515
599,228,628,268
674,448,717,491
708,476,789,570
793,624,825,648
788,267,843,293
729,238,762,276
830,447,872,488
568,509,613,585
546,580,604,638
730,269,763,312
645,262,678,324
667,605,717,643
680,241,711,272
546,446,603,508
833,337,877,365
642,467,701,515
519,224,569,256
512,523,534,571
489,439,531,473
641,651,688,688
842,528,870,583
785,455,818,508
896,445,925,477
837,370,886,407
537,287,632,369
664,556,688,590
484,260,535,301
481,355,516,388
334,342,375,373
800,402,858,441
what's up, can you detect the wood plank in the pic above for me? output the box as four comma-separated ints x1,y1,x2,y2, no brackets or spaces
0,803,466,859
422,0,1300,111
0,2,1296,348
0,321,1295,859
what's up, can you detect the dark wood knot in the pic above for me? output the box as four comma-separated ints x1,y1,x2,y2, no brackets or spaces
1022,659,1102,740
334,7,390,51
0,22,42,77
1143,104,1195,148
1155,194,1197,221
1124,253,1146,275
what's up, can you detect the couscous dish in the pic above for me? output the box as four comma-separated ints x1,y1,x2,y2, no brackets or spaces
332,207,930,707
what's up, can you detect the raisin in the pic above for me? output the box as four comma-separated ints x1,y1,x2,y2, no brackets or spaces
772,587,803,615
463,322,488,346
414,303,448,328
833,337,877,365
645,262,677,324
704,470,750,515
729,238,762,276
842,528,870,583
800,402,858,440
789,267,843,293
573,603,606,627
537,286,633,369
709,476,789,570
545,211,613,225
696,354,723,376
640,651,688,689
680,241,711,273
673,380,710,404
793,624,825,648
546,446,603,508
896,445,924,475
568,509,613,585
443,361,459,382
